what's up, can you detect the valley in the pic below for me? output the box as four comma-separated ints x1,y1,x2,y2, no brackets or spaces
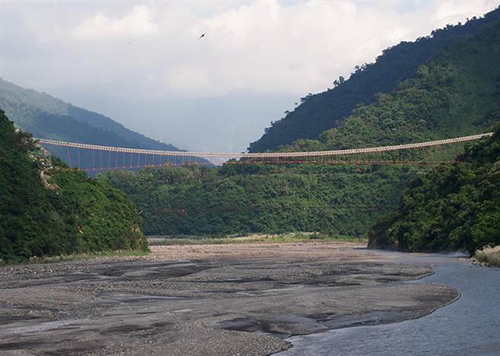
1,4,500,355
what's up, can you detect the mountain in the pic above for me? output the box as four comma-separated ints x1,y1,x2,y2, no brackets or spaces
0,78,182,170
369,123,500,253
279,16,500,152
249,7,500,153
0,110,148,262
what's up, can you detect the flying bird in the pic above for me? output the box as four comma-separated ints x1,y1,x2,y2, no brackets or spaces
199,32,206,39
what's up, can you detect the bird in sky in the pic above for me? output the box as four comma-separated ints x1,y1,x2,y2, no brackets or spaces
199,32,206,39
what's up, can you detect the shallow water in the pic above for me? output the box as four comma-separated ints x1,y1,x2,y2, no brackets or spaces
278,252,500,356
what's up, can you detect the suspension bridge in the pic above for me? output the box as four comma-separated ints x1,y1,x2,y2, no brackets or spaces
36,132,493,172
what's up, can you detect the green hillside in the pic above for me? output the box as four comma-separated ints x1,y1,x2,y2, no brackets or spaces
0,110,148,262
249,8,500,153
280,18,500,152
101,164,415,237
369,124,500,253
0,78,184,171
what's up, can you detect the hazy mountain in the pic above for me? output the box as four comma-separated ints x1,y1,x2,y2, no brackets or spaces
0,78,182,170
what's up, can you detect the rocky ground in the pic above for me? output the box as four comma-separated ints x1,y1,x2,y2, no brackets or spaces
0,242,459,355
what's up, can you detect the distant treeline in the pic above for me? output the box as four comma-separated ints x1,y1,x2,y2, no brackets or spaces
100,163,417,237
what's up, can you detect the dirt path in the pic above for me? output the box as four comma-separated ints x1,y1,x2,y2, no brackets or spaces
0,242,458,355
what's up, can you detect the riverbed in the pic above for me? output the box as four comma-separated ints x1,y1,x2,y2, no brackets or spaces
0,242,484,355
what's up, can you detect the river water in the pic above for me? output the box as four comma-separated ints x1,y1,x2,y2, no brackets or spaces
277,251,500,356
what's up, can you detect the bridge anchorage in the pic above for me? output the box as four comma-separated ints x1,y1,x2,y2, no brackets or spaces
35,133,493,172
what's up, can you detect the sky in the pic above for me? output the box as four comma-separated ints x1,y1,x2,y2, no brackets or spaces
1,0,498,152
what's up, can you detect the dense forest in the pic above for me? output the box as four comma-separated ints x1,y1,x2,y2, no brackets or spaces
0,78,188,171
0,111,148,262
249,7,500,153
369,124,500,253
100,163,416,237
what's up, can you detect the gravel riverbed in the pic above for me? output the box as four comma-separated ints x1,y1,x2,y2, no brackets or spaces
0,242,459,355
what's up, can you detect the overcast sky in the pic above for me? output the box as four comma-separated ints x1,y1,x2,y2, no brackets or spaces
1,0,498,152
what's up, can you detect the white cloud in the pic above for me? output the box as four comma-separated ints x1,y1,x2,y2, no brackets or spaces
6,0,498,97
432,0,497,23
73,5,159,40
150,0,497,97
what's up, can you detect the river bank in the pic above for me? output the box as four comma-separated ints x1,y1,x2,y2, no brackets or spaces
278,251,500,356
0,242,459,355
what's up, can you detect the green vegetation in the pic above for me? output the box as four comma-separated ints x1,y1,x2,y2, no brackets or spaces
0,110,148,263
249,8,500,153
369,126,500,253
474,246,500,267
148,233,363,246
101,163,416,237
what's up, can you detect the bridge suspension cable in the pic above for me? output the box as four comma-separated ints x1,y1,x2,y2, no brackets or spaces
36,132,493,159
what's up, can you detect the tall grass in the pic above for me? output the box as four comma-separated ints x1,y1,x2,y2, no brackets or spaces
474,246,500,267
147,233,364,246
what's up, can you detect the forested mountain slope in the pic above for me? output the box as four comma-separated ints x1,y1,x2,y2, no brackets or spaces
280,18,500,152
0,110,147,262
249,7,500,153
369,124,500,253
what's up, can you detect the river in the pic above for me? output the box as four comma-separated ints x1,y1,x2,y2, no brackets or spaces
277,251,500,356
